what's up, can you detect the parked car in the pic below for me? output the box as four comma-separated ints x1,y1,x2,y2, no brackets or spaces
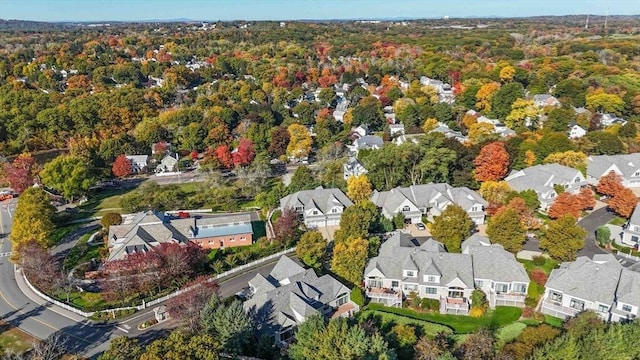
416,222,426,231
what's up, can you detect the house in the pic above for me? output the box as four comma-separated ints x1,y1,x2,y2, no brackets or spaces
505,164,587,210
371,183,488,225
350,135,384,154
350,124,370,139
541,254,640,322
155,153,179,173
279,187,353,228
364,232,529,313
243,256,357,345
533,94,561,108
599,113,627,127
343,157,368,180
621,204,640,246
568,123,587,139
125,155,149,173
586,153,640,188
393,134,423,146
107,211,254,261
419,76,455,104
389,124,405,136
431,122,466,143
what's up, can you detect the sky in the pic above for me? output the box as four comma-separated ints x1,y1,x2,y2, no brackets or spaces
2,0,639,22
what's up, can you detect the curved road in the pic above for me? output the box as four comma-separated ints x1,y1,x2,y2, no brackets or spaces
0,198,287,358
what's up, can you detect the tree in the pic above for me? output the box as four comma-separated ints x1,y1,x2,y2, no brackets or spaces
469,289,489,317
331,237,369,285
201,298,252,356
140,330,221,360
468,122,497,144
499,66,515,82
287,123,313,160
499,196,539,229
543,151,587,172
288,315,396,360
505,99,538,131
10,187,55,250
548,192,582,219
352,96,385,131
474,142,510,182
98,336,143,360
429,205,474,253
232,138,255,167
112,154,133,178
3,153,36,193
541,215,586,261
475,82,500,113
288,166,318,193
40,154,95,201
15,240,63,293
596,171,624,197
165,276,219,331
586,92,625,115
346,175,372,204
491,82,525,120
273,208,301,245
608,187,638,218
478,181,512,205
414,334,448,360
268,126,290,158
486,208,526,253
296,231,327,269
388,324,417,359
214,145,233,169
334,201,380,243
101,212,122,229
458,328,495,360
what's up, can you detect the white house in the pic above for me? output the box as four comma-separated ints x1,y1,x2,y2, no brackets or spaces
125,155,149,173
343,157,368,180
621,204,640,247
586,154,640,188
568,124,587,139
279,187,353,228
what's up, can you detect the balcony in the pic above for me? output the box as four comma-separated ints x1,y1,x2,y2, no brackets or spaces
541,299,581,319
440,297,469,315
492,292,526,308
366,287,402,307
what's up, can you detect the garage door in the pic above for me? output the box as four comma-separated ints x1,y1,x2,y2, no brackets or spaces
326,218,340,226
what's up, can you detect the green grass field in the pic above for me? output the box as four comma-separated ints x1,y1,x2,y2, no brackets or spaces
357,309,453,337
0,321,35,354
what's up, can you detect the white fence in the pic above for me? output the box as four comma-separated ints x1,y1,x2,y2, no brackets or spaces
21,247,296,319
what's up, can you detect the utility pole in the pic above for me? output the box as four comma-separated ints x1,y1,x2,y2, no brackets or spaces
585,14,589,29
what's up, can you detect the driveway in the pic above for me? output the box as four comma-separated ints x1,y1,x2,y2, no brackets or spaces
577,207,614,258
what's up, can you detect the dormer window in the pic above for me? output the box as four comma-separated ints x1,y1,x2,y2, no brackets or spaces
574,177,581,183
331,208,338,213
312,210,318,215
622,304,632,312
295,206,303,212
404,270,416,277
402,206,410,212
634,171,640,177
425,275,439,283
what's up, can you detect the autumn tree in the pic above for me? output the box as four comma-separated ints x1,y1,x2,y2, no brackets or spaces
597,171,624,197
474,142,510,182
346,175,372,204
478,181,512,205
232,138,255,167
505,99,538,131
498,197,539,230
296,230,327,269
331,237,369,285
352,96,385,131
3,153,36,193
468,122,497,145
99,336,143,360
577,187,596,210
541,215,586,261
609,187,638,218
214,145,234,169
543,151,587,172
286,123,313,160
15,240,63,293
10,187,55,251
475,82,500,113
459,328,496,360
486,208,526,253
101,212,122,229
273,208,301,245
40,154,95,201
268,126,290,158
586,92,625,115
548,192,582,219
499,66,515,82
429,205,474,253
112,154,133,178
165,276,219,331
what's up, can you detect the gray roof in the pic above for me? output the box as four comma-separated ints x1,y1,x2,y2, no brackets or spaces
466,245,530,284
546,256,622,305
506,163,583,199
371,183,487,215
616,269,640,308
244,256,350,336
280,187,353,214
126,155,149,164
628,204,640,227
461,234,492,252
587,154,640,179
355,135,383,149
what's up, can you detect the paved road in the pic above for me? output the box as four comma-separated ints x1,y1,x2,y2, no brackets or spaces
577,206,614,258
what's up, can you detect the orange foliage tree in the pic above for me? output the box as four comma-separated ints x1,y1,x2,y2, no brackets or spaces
576,187,596,210
609,187,638,218
474,142,510,182
596,171,624,197
112,154,133,178
548,192,582,219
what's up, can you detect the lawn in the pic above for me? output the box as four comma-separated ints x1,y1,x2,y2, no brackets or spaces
0,320,34,354
366,304,523,334
519,258,559,276
609,216,627,226
357,310,453,337
495,322,527,347
49,223,82,246
63,231,102,270
544,314,564,328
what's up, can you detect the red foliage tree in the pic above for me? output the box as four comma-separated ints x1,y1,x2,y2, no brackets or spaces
232,138,255,167
273,208,300,245
596,171,624,197
608,187,638,218
16,240,62,293
576,187,596,210
215,145,234,169
268,126,290,158
548,192,582,219
473,141,510,182
112,154,133,178
4,153,36,193
530,269,548,287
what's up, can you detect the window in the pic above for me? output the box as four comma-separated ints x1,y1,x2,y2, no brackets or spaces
632,236,639,243
295,206,303,212
513,284,527,294
336,293,348,306
331,208,338,213
570,298,585,311
475,280,484,288
280,327,295,342
402,205,410,212
574,177,581,183
622,304,633,312
496,283,508,294
403,284,418,292
240,236,246,241
405,270,416,277
634,171,640,177
230,238,235,242
425,287,437,294
550,291,562,302
312,210,318,215
471,206,479,212
391,281,399,288
427,276,436,283
598,304,609,313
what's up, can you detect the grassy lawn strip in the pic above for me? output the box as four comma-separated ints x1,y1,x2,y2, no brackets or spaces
519,258,559,276
496,322,527,347
366,303,522,334
63,231,102,270
357,310,453,336
544,315,564,328
49,223,82,246
0,320,34,354
609,216,627,226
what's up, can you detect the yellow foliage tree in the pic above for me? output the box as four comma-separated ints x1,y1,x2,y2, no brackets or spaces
422,118,439,133
505,99,538,130
10,187,56,254
462,113,478,129
286,124,313,160
331,237,369,285
475,82,501,113
468,122,496,144
499,65,516,82
524,150,537,167
346,175,373,204
479,181,512,205
544,150,588,171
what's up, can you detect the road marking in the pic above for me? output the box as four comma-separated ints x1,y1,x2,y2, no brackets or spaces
116,326,129,333
123,324,131,329
0,252,11,257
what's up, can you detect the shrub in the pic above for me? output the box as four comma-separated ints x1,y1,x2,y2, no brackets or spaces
525,297,538,308
596,226,611,246
532,255,546,266
420,298,440,312
530,269,548,287
469,307,485,318
522,306,534,319
407,291,421,309
100,212,122,229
